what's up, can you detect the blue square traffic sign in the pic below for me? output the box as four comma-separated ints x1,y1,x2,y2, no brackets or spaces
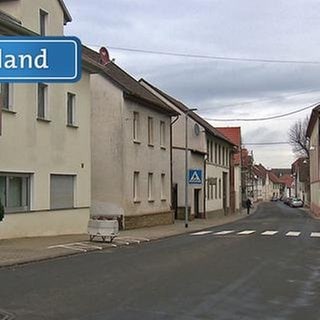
188,169,202,184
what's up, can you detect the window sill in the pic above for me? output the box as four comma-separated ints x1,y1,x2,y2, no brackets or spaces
2,108,16,115
148,144,154,148
160,146,166,150
161,199,167,202
133,140,141,145
148,199,155,203
133,200,141,204
37,117,51,123
66,124,79,129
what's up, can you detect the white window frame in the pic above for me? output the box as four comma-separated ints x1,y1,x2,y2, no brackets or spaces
160,120,166,148
148,172,154,201
148,117,154,146
67,92,76,126
161,173,166,200
133,171,140,202
133,112,139,142
0,172,31,213
37,83,48,120
39,9,48,36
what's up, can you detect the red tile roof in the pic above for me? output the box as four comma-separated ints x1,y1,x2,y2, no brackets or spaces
278,174,294,188
216,127,241,147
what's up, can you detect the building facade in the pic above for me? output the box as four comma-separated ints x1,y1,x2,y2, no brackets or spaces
306,105,320,216
0,0,95,239
85,48,178,230
140,79,235,219
291,157,309,203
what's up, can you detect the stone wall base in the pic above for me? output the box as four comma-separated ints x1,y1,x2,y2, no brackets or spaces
124,211,174,230
206,209,226,219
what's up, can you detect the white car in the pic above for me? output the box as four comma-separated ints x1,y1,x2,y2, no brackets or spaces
290,198,303,208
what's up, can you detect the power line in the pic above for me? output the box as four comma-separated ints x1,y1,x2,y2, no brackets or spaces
243,141,289,146
88,44,320,65
204,103,318,122
200,89,320,112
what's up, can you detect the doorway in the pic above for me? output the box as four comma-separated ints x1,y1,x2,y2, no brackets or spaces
172,184,178,219
222,172,228,214
194,189,200,218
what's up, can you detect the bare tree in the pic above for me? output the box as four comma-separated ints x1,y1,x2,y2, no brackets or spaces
288,116,310,158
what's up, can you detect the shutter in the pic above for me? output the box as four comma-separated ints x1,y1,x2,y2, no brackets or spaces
50,175,74,209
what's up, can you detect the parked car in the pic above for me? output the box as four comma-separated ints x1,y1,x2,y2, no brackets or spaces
284,197,292,206
290,198,304,208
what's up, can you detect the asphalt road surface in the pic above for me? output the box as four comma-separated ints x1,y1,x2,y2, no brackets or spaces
1,202,320,320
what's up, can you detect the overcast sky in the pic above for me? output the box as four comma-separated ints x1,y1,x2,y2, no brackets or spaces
64,0,320,168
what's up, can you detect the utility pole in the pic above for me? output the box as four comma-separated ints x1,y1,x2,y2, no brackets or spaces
185,108,197,228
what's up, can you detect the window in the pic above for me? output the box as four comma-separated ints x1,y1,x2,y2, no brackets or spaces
133,171,140,202
148,173,153,201
226,150,229,166
0,173,30,213
148,117,154,145
39,9,48,36
222,147,225,165
161,173,166,200
210,141,213,162
219,179,221,199
160,121,166,147
38,83,48,119
214,143,217,163
133,112,139,141
207,180,210,199
215,181,218,199
0,83,9,110
67,92,76,126
50,175,74,209
218,145,221,165
211,183,214,199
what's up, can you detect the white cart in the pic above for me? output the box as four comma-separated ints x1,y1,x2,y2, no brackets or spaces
87,218,119,242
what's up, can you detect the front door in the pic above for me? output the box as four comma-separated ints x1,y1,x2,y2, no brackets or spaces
222,172,228,214
172,184,178,219
194,189,200,218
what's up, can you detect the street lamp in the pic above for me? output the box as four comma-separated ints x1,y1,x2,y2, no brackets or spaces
185,107,197,228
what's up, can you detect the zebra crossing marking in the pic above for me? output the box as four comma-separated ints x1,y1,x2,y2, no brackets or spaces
310,232,320,238
237,230,256,235
213,230,235,235
285,231,301,237
261,231,279,236
190,231,213,236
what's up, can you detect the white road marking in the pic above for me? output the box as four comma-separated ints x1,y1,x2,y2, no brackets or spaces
48,242,103,252
213,230,235,235
310,232,320,238
261,230,279,236
237,230,256,235
190,231,213,236
285,231,301,237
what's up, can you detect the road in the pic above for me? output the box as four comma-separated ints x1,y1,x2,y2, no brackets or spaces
0,202,320,320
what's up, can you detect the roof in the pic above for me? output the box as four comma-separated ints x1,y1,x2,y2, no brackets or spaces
268,171,280,184
57,0,72,24
0,9,35,35
139,79,236,147
0,0,71,24
278,174,294,188
306,104,320,138
271,168,292,178
252,165,266,179
83,47,178,117
215,127,241,147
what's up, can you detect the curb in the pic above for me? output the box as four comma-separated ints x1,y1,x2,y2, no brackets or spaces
0,204,260,269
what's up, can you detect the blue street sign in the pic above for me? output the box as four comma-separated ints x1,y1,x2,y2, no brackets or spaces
188,169,202,184
0,36,81,82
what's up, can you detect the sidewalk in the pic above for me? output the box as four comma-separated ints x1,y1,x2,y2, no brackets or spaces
0,207,256,268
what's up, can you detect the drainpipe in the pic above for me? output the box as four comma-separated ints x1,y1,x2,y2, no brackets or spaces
170,115,179,220
203,147,207,219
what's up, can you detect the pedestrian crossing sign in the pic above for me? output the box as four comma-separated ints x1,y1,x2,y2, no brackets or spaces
188,169,202,184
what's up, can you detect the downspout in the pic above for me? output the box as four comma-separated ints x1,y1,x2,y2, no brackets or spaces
203,139,207,219
170,115,179,220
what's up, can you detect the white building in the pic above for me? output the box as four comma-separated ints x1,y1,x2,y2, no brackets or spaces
0,0,96,239
140,80,235,219
306,105,320,216
84,48,179,229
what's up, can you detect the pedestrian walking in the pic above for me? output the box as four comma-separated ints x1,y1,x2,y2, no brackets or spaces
246,198,252,215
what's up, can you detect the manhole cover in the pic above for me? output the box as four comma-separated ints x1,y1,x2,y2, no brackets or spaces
0,310,14,320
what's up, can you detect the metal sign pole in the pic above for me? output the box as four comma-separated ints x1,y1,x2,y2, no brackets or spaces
185,113,188,228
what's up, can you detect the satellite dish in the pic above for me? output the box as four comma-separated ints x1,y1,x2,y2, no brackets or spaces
99,47,110,65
